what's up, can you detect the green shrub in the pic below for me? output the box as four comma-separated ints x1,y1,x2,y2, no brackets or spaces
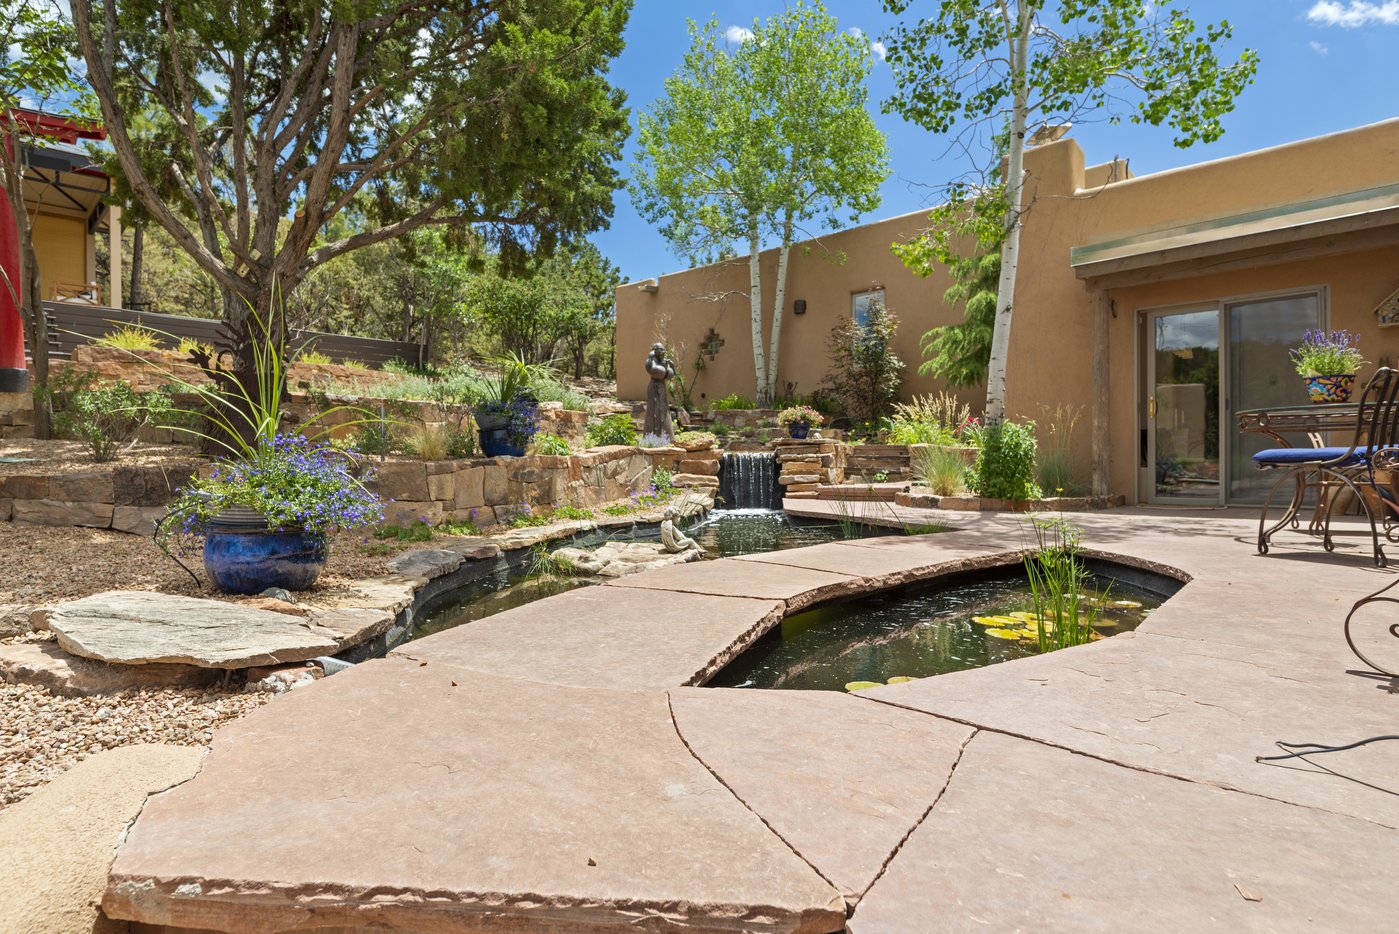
885,393,972,445
296,350,332,365
56,383,173,462
551,504,595,520
824,301,905,426
912,444,969,496
1036,403,1084,497
674,430,717,448
967,420,1041,501
650,467,677,496
586,412,638,447
531,432,572,455
375,521,435,542
710,393,756,410
96,325,161,351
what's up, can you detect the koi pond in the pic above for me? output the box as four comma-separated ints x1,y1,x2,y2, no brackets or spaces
705,562,1177,691
408,510,894,642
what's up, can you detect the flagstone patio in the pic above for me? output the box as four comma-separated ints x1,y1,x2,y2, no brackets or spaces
98,506,1399,932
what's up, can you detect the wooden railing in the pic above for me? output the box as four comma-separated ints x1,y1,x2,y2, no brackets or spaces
40,301,423,369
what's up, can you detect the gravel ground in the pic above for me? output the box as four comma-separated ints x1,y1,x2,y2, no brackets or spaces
0,676,273,809
0,438,199,476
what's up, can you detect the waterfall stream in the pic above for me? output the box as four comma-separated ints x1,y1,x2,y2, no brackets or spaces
718,451,781,509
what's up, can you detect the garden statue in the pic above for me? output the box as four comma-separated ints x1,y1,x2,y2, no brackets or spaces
654,506,699,550
644,343,675,440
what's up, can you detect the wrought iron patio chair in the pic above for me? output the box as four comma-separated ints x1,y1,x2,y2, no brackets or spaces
1254,366,1399,567
1344,575,1399,677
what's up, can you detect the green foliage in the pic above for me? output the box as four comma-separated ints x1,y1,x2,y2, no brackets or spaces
1037,403,1084,497
776,405,823,427
631,3,890,402
886,393,973,446
96,325,162,351
55,383,173,462
176,336,214,358
295,350,332,365
528,544,577,580
586,413,638,447
824,301,905,427
1024,517,1108,653
374,521,435,543
967,421,1042,502
1290,329,1366,377
710,394,756,411
882,0,1258,420
532,433,572,456
649,468,677,497
552,504,595,520
919,249,999,387
74,0,631,393
674,430,717,448
911,444,969,496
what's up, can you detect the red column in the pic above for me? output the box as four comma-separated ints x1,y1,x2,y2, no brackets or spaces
0,175,26,392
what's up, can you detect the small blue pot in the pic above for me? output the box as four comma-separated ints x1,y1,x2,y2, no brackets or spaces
203,509,327,594
479,426,525,458
787,421,811,439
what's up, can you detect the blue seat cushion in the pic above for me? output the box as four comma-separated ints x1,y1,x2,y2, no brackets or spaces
1252,446,1367,466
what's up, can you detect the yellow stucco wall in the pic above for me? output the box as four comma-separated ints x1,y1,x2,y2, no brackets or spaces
616,117,1399,501
29,212,88,301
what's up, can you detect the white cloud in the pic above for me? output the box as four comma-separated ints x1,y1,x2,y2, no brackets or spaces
870,40,888,62
724,25,754,44
1309,39,1330,53
847,26,865,39
1307,1,1399,27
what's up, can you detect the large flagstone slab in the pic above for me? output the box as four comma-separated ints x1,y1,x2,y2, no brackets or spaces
608,557,859,611
394,586,786,689
851,732,1399,932
860,630,1399,827
104,660,845,934
670,688,974,901
39,591,338,669
734,537,1019,591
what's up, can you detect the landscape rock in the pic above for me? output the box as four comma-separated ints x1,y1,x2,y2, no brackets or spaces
259,587,297,603
240,597,311,617
42,591,339,669
244,662,324,694
11,499,113,528
387,548,465,580
111,505,166,535
113,464,196,506
554,541,703,578
671,473,721,490
307,607,396,649
47,472,113,504
443,538,502,561
0,642,217,696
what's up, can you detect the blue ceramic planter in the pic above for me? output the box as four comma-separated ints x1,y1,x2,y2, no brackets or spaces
479,426,525,458
203,509,327,594
1305,373,1356,404
787,422,811,439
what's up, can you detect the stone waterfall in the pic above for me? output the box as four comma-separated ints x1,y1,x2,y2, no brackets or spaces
718,451,781,510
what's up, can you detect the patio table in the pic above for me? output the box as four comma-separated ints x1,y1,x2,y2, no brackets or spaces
1237,402,1368,540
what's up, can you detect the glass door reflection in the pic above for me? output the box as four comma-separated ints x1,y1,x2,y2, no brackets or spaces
1150,310,1221,502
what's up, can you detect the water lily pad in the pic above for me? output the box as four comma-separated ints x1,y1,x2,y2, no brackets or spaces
1112,600,1143,608
1008,611,1040,621
845,680,882,692
984,628,1021,640
886,676,915,684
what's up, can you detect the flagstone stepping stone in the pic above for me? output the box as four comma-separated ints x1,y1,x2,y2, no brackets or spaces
553,540,702,578
850,732,1399,931
104,660,846,933
386,548,464,580
670,688,974,901
39,591,339,669
0,642,217,695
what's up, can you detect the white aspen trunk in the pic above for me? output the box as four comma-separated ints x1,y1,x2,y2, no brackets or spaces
984,4,1034,424
747,228,769,405
767,238,792,398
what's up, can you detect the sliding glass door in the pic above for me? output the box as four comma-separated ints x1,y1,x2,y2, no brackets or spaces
1148,309,1222,503
1144,290,1323,505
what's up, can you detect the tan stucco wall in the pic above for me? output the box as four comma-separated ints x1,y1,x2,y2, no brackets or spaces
616,212,976,411
1005,118,1399,499
617,117,1399,501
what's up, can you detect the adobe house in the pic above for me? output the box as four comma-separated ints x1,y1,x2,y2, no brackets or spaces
1,110,118,391
616,117,1399,507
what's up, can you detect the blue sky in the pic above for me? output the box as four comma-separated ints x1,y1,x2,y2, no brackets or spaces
592,1,1399,285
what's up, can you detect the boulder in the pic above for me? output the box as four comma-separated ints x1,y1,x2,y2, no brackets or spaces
40,591,339,669
553,541,704,579
0,642,217,696
387,548,466,580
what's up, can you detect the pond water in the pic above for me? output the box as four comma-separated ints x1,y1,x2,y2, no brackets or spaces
705,565,1173,691
408,510,896,641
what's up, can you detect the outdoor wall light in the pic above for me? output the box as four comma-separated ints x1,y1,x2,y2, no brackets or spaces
793,299,807,315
